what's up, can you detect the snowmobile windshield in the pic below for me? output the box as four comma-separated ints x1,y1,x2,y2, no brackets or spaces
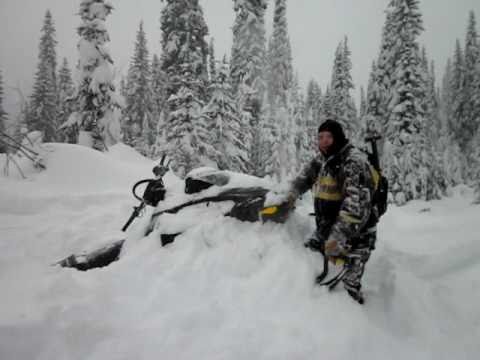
184,167,231,194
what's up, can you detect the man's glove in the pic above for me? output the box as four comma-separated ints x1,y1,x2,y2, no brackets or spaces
325,238,347,265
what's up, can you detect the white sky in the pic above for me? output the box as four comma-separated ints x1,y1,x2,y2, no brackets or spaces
1,0,480,119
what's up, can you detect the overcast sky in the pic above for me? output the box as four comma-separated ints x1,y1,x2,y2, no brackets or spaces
1,0,480,119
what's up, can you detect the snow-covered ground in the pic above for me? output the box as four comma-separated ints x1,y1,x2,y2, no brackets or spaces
0,144,479,360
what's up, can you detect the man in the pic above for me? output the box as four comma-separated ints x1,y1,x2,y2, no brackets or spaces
288,119,377,304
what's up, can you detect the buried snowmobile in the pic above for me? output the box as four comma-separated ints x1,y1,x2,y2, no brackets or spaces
57,132,388,304
56,160,292,272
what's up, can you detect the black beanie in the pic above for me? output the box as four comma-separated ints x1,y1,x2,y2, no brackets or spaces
318,119,348,154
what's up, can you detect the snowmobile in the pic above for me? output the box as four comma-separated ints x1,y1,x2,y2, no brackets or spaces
56,159,291,271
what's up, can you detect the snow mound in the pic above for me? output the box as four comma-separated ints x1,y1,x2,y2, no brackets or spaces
106,142,154,167
1,145,479,359
1,143,154,195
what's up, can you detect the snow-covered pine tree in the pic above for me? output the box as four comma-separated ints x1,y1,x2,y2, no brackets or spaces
441,58,453,131
474,59,480,186
160,0,209,176
421,55,447,199
291,75,311,172
124,21,154,156
305,79,321,151
463,11,480,182
200,58,248,172
371,4,395,136
208,38,217,85
166,65,205,176
265,35,275,109
359,86,367,120
160,0,209,103
463,11,480,146
230,0,268,96
151,54,167,157
57,58,76,143
320,86,335,124
329,37,358,140
150,110,168,159
261,100,282,182
28,10,58,142
365,61,378,130
450,39,466,150
270,0,293,108
440,57,464,188
472,129,480,203
383,0,427,204
267,0,296,179
70,0,122,151
472,48,480,143
0,69,7,153
230,0,268,175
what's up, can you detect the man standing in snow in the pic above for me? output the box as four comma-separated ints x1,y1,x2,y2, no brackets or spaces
288,119,377,304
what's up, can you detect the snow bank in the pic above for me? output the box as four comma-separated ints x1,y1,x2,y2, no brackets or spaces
0,143,479,359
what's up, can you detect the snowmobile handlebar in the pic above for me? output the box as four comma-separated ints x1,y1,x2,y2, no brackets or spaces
122,157,170,232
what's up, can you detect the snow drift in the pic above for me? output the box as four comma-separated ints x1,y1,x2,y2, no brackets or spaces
0,143,479,360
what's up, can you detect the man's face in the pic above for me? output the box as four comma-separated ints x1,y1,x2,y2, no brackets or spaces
318,131,334,154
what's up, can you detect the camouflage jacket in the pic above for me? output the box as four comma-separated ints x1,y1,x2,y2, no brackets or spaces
291,143,376,250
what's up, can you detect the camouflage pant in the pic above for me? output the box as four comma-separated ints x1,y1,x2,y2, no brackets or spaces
307,228,376,289
342,230,376,299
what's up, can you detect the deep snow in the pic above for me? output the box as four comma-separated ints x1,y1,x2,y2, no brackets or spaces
0,143,479,360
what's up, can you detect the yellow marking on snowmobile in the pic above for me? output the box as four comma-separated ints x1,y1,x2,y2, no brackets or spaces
339,211,362,224
317,192,343,201
260,206,279,215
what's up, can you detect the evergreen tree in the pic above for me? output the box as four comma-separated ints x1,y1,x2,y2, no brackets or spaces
464,11,480,140
160,0,210,176
371,5,396,136
472,130,480,203
151,54,167,157
200,59,248,172
440,58,464,188
382,0,427,204
291,76,311,172
359,86,367,120
0,70,7,153
365,61,379,132
265,35,275,109
57,58,76,143
305,79,321,152
208,37,217,84
124,21,154,156
166,67,205,176
270,0,293,107
450,40,467,150
261,101,282,181
230,0,268,175
230,0,268,96
441,58,453,131
160,0,209,102
320,86,335,123
68,0,122,151
423,57,447,199
329,37,358,139
29,10,58,142
265,0,296,179
119,76,127,99
474,59,480,177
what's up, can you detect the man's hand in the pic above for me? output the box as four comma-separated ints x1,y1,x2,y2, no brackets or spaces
324,238,347,258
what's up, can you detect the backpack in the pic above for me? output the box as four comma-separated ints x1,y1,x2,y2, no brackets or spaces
366,153,389,218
